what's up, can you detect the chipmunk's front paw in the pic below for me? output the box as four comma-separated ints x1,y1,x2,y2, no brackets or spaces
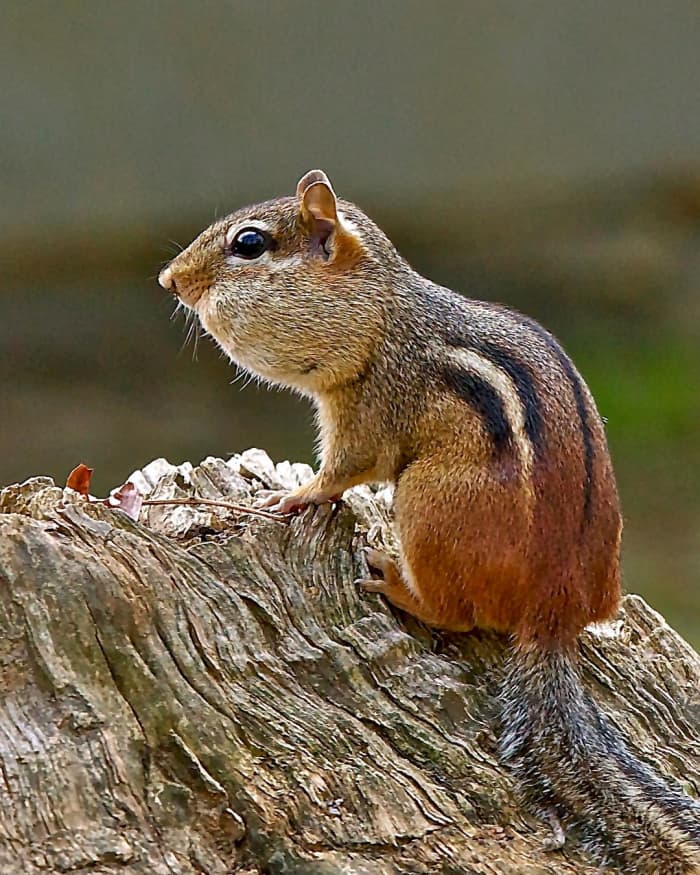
255,490,310,514
256,487,343,515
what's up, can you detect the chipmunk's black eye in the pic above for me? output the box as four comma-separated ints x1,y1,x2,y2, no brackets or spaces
229,227,271,260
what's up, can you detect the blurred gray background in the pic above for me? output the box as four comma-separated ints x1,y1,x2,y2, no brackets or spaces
2,1,699,645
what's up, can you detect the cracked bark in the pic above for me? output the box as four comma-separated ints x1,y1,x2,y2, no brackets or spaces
0,450,698,875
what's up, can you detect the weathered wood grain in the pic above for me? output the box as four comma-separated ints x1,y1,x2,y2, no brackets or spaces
0,450,698,874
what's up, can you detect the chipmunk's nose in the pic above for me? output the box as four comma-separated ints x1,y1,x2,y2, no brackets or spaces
158,266,175,292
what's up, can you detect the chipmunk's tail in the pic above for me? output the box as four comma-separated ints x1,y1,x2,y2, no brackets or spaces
499,644,700,874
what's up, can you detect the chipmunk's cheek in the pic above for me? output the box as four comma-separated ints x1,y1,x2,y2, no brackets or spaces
195,290,239,352
194,292,219,334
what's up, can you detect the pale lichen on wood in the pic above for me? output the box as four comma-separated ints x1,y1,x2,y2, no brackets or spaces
0,450,698,874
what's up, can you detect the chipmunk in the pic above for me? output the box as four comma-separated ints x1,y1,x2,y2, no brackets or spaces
159,169,700,872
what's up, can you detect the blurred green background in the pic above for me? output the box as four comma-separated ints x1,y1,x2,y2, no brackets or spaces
2,2,698,646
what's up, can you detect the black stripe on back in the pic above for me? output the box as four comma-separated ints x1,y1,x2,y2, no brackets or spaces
441,303,595,525
558,357,594,522
522,319,596,523
460,340,545,459
442,364,512,454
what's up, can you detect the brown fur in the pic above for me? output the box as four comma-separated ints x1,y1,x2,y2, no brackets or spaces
159,170,699,871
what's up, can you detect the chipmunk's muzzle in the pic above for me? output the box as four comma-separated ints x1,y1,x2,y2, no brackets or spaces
158,264,209,307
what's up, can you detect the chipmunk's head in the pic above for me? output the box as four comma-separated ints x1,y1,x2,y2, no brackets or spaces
159,170,398,394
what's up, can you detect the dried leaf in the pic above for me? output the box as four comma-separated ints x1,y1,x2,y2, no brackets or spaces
109,481,144,521
66,463,94,496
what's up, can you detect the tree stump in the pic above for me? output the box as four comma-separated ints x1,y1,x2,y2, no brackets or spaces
0,450,698,874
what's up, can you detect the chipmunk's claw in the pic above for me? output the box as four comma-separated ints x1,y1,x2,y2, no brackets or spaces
254,490,310,514
362,546,395,576
356,577,389,594
357,547,395,595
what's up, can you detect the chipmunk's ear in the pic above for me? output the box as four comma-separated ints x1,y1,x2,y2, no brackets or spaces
296,169,334,200
296,169,360,262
